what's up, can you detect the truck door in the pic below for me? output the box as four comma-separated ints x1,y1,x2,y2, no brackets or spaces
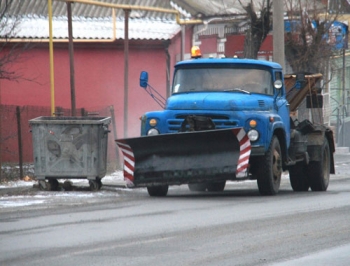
275,71,291,147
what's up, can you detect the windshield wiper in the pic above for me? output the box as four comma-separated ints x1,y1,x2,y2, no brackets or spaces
224,88,251,94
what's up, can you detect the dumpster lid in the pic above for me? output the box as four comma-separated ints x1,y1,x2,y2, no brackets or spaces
29,116,111,125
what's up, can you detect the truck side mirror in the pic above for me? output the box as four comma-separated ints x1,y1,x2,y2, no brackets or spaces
140,71,149,88
274,80,283,89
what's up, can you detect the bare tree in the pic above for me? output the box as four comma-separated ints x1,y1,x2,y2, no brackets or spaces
284,0,340,74
0,0,28,181
0,0,30,81
239,0,272,59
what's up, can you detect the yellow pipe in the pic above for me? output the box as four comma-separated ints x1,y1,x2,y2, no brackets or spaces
112,8,116,40
0,38,117,42
48,0,55,116
55,0,203,25
45,0,202,117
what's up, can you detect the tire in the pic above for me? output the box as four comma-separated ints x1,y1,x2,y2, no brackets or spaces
63,180,73,191
307,138,330,191
188,183,207,192
257,136,282,195
147,185,169,197
39,180,51,191
207,181,226,192
289,163,309,191
89,180,100,191
49,179,59,191
96,178,103,189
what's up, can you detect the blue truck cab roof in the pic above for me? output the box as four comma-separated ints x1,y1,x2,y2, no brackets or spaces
175,58,283,70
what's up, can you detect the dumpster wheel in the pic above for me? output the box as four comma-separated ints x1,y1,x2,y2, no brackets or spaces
49,179,59,191
38,180,52,191
89,179,102,191
97,178,102,189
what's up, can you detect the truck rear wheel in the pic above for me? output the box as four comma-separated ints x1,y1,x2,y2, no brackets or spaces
257,136,282,195
188,183,207,192
49,179,59,191
147,185,169,197
289,163,309,191
207,181,226,192
307,138,330,191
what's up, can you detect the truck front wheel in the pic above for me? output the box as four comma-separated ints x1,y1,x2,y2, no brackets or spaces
307,138,330,191
257,136,282,195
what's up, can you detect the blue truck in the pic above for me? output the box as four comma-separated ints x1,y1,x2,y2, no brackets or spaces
116,48,335,196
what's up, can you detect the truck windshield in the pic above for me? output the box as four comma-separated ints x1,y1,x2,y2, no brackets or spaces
172,67,273,95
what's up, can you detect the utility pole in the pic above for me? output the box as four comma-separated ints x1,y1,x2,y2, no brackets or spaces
123,9,130,138
67,1,76,116
273,0,285,71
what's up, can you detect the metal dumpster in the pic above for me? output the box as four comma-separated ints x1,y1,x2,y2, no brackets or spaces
29,116,111,191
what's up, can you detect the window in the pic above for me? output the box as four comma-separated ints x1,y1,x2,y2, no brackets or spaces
173,67,273,95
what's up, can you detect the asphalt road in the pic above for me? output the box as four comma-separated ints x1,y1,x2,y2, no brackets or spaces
0,153,350,266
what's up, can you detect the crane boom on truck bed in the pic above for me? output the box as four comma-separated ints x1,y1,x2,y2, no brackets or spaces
285,73,323,112
116,49,335,197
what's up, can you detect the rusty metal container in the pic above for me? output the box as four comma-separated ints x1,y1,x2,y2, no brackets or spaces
29,116,111,183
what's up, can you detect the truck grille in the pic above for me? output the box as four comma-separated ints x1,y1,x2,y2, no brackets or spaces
167,114,238,132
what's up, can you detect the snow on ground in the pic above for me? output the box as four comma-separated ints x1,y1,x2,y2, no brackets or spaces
0,171,291,209
0,171,126,209
0,171,125,189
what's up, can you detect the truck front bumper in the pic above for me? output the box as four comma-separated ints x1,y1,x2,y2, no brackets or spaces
250,146,266,156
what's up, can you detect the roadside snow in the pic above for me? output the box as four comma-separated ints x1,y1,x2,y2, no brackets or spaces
0,171,124,189
0,171,291,209
0,171,125,209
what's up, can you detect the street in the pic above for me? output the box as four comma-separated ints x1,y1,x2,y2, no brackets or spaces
0,153,350,266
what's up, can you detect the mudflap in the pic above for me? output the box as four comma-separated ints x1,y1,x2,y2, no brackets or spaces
116,128,251,187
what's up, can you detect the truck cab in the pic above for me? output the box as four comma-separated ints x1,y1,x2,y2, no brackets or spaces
141,58,290,158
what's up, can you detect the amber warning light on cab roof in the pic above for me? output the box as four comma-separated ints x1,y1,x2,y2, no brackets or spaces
191,46,202,58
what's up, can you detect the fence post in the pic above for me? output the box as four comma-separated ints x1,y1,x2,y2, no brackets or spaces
16,106,24,179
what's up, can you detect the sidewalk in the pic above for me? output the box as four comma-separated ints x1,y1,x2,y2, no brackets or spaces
334,152,350,164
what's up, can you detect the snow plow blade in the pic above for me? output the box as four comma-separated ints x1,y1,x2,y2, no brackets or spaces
116,128,251,187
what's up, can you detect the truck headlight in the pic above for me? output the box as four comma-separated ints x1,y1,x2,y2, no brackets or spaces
147,128,159,135
247,129,259,142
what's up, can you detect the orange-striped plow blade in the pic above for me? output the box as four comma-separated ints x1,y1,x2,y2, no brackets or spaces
116,128,251,187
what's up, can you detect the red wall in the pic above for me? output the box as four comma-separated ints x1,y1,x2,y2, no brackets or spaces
0,35,200,163
0,42,168,139
192,33,273,59
168,25,194,71
225,34,273,59
198,36,218,55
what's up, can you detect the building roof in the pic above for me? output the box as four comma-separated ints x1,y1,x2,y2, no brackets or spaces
2,0,269,41
1,0,190,40
4,0,268,18
1,0,329,41
4,15,181,40
3,0,181,18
